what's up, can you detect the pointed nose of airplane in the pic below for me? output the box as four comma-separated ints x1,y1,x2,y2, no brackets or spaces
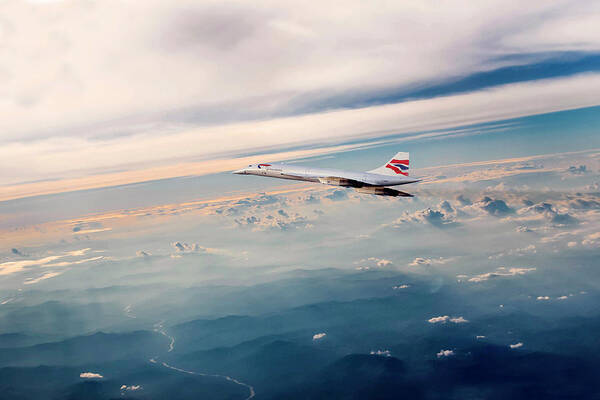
232,169,246,174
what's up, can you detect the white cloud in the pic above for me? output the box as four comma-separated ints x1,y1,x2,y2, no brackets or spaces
0,248,93,276
509,342,523,349
536,296,550,300
121,385,142,391
2,0,600,194
43,256,104,268
172,242,220,254
557,295,568,300
392,284,410,290
437,349,454,358
23,271,63,285
312,333,326,340
428,315,449,324
80,372,103,379
476,335,486,339
429,315,469,324
468,266,536,282
370,350,391,357
582,232,600,247
368,257,393,267
394,208,458,229
0,256,61,276
4,1,600,141
409,257,452,267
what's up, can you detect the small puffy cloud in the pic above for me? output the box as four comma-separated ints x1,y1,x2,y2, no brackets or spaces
428,315,469,324
312,333,326,340
557,295,568,300
305,194,321,204
536,296,550,300
478,196,514,217
356,257,393,269
325,189,348,201
428,315,449,324
370,350,391,357
392,284,410,290
367,257,393,267
476,335,486,339
468,266,536,282
409,257,452,267
393,207,458,228
136,250,151,257
235,216,260,226
121,385,142,391
516,225,533,233
509,342,523,349
567,241,578,248
524,202,578,227
421,209,457,227
437,349,454,358
172,242,212,253
80,372,103,379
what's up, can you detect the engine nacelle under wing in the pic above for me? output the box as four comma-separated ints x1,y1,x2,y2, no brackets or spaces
354,187,414,197
318,177,363,188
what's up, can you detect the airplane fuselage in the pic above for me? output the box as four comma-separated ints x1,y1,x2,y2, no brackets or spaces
234,163,418,186
233,152,420,197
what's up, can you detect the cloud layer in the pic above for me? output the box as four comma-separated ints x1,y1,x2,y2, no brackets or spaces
1,1,600,196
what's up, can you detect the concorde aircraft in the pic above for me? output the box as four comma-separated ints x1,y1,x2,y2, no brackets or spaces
233,152,420,197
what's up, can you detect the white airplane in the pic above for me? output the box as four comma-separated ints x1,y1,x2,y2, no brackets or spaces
233,152,420,197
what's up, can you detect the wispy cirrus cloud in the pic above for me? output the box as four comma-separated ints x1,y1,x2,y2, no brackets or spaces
0,248,96,276
23,271,63,285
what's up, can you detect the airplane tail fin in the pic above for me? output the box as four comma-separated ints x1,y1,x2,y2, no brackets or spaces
368,152,410,176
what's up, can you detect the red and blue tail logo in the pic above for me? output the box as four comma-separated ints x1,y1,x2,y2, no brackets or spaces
385,159,409,176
